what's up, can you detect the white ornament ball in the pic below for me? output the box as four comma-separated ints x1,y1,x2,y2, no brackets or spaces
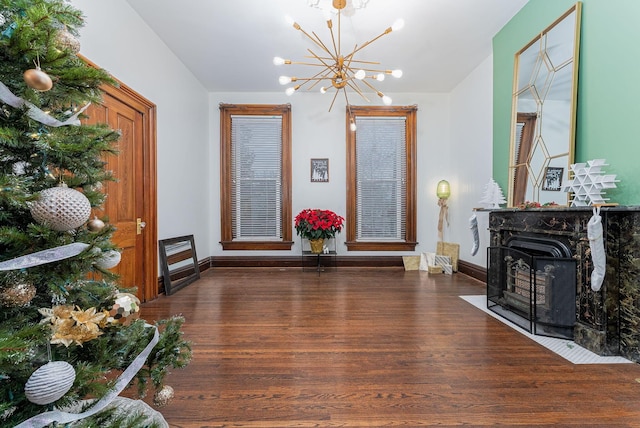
153,385,174,407
30,184,91,231
55,27,81,53
25,361,76,405
108,292,140,325
95,250,121,270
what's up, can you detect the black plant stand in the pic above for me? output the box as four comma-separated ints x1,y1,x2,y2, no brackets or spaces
301,238,336,274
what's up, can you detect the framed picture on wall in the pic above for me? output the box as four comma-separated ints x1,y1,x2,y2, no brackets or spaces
310,158,329,182
542,167,564,191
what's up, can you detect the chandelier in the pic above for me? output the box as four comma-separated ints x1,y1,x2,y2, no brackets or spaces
273,0,404,118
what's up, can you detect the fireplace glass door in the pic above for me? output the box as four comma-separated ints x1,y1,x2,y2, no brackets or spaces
487,246,576,339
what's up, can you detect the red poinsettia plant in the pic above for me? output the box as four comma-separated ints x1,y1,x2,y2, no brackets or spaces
294,208,345,240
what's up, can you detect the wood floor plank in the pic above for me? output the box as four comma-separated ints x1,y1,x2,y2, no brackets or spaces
139,268,640,427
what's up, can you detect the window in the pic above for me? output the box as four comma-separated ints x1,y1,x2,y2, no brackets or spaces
345,105,417,251
219,104,293,250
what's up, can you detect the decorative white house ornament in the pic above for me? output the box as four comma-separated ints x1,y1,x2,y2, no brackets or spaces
562,159,619,206
478,178,506,208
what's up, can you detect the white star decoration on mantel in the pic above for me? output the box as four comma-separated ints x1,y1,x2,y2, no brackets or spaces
562,159,619,206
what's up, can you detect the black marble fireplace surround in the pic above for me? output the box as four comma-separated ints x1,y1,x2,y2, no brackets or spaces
488,207,640,362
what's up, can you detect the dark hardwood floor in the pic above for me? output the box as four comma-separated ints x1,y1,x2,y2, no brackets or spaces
140,268,640,427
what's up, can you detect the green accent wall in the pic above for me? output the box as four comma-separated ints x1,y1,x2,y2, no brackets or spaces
493,0,640,205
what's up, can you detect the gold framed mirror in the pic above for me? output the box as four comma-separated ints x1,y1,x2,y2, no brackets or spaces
508,3,582,207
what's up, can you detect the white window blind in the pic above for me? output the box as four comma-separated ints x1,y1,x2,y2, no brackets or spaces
354,116,407,240
515,121,525,162
231,115,282,240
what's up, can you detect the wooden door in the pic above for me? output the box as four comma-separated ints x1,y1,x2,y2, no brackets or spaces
84,80,158,303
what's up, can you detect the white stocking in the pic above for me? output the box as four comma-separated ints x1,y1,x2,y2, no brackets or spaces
469,214,479,256
588,207,606,291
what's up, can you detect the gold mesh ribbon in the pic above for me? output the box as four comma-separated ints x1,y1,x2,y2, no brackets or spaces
437,198,449,241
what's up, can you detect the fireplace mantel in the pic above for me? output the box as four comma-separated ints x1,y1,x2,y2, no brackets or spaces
488,207,640,362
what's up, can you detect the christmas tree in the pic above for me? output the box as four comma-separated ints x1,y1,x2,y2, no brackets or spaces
478,178,506,209
0,1,191,426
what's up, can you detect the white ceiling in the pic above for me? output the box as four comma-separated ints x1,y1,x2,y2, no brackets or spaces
124,0,528,94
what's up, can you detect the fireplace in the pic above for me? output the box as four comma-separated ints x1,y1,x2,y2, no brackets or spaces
488,207,640,361
488,235,576,339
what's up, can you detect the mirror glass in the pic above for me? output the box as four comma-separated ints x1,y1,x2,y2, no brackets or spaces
508,3,582,207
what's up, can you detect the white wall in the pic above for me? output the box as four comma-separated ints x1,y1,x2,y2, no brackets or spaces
70,0,496,269
448,55,496,268
209,91,452,258
70,0,211,259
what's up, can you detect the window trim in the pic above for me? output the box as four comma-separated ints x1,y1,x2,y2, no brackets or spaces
219,103,293,250
345,105,418,251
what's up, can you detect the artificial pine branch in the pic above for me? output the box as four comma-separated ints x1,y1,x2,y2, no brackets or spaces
0,1,192,425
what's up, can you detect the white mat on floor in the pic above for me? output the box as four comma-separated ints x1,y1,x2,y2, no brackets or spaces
460,295,631,364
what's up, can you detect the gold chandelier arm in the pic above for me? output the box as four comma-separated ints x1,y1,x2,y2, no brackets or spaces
346,80,371,103
287,61,336,67
345,45,356,68
345,26,393,60
294,68,335,91
327,17,340,58
307,48,338,72
293,22,334,57
306,69,334,91
308,55,377,64
328,88,340,112
310,30,336,59
342,87,351,108
340,59,382,66
359,78,381,93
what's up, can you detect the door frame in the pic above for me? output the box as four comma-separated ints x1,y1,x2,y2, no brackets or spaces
82,56,158,302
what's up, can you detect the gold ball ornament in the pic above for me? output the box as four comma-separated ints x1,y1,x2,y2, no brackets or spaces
0,282,36,307
153,385,175,407
87,216,106,233
25,361,76,405
107,292,141,325
30,183,92,231
23,67,53,91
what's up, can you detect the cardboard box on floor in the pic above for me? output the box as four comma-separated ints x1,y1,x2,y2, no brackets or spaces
436,242,459,272
402,255,421,271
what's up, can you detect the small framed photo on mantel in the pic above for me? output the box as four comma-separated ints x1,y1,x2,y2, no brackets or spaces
310,158,329,182
542,166,564,191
